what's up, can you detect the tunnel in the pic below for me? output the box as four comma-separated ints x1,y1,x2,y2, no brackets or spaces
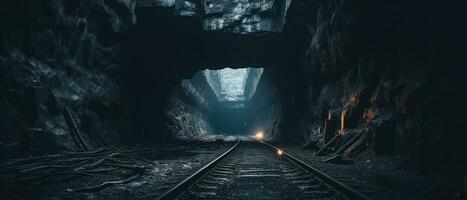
1,0,467,199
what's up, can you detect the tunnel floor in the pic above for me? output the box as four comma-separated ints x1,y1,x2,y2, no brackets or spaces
0,137,234,199
0,135,435,200
176,141,342,200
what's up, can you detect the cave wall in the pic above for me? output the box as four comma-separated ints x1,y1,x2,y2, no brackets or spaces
0,0,136,157
249,102,282,140
285,0,467,171
166,71,218,140
247,69,283,139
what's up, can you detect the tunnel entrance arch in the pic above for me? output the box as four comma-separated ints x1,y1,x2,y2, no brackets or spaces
166,67,265,136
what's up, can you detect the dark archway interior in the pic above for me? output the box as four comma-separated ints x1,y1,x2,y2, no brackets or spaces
119,4,307,141
1,0,467,199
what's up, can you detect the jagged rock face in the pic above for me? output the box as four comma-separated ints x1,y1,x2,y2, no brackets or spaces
138,0,292,34
100,0,138,32
166,72,217,140
0,0,136,157
280,0,467,170
204,68,263,102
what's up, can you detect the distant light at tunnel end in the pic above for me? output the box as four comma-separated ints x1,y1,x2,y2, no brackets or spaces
255,132,264,140
277,149,284,156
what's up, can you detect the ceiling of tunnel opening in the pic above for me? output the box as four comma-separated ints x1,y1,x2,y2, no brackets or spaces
137,0,292,34
204,68,263,102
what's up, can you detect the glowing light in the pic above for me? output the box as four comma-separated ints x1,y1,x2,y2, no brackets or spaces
277,149,284,156
255,132,264,140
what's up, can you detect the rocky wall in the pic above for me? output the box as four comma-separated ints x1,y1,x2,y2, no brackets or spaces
0,0,136,157
291,0,467,171
246,69,284,140
137,0,292,34
165,72,217,140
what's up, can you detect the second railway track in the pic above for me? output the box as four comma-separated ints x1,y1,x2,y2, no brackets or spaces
158,137,370,200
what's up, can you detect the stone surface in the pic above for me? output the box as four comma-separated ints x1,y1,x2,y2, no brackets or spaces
166,72,217,140
204,68,263,102
138,0,292,34
0,0,134,157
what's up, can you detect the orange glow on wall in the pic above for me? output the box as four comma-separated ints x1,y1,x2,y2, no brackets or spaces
340,110,346,135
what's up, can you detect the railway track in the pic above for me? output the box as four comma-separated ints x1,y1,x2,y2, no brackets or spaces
157,137,370,200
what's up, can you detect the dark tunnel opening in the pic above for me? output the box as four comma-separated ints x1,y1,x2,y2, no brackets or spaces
118,4,306,142
1,0,467,199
